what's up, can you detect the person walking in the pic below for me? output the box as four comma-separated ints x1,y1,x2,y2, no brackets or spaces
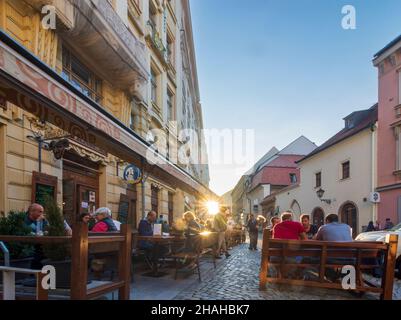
246,214,259,250
213,206,231,259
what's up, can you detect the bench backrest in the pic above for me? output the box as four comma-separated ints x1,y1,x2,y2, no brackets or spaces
259,229,399,300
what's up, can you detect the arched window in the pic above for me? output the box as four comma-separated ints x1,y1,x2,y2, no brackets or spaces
290,200,301,219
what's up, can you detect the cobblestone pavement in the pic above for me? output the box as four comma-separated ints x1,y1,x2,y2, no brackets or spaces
174,243,401,300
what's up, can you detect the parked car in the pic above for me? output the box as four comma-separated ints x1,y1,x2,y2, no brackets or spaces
356,222,401,278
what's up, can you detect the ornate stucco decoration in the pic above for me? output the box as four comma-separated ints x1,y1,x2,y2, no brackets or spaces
67,138,109,165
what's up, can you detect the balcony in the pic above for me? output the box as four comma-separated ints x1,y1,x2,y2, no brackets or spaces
31,0,149,97
146,20,168,66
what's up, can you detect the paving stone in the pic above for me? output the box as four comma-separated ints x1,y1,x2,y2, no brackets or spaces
173,241,401,300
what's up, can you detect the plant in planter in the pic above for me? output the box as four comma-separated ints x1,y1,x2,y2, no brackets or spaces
0,211,35,282
41,198,71,289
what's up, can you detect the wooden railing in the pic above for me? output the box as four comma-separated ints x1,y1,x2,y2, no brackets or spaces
0,223,132,300
259,229,398,300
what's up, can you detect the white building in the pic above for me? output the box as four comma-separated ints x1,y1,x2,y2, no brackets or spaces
265,105,378,237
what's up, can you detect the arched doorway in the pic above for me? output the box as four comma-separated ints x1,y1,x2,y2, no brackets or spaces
340,202,358,238
312,207,325,228
290,200,301,220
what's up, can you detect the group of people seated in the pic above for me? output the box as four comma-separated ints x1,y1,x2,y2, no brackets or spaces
25,203,121,237
266,211,357,281
268,211,353,242
136,206,236,272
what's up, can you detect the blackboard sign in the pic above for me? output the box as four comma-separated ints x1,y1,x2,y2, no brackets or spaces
118,194,130,224
35,184,56,207
31,171,58,206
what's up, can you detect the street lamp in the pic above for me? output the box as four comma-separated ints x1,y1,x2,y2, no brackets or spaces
316,188,331,205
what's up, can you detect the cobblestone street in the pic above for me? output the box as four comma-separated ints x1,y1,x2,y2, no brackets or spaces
174,241,401,300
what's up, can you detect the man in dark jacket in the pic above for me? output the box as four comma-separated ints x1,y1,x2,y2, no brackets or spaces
247,214,259,250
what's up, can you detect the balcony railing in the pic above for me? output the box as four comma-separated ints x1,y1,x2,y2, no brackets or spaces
146,20,167,64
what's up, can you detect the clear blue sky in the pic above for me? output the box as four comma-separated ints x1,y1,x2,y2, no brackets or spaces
190,0,401,196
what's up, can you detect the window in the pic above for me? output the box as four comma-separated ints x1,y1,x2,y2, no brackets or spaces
129,101,137,131
62,46,102,104
342,161,350,180
315,172,322,188
167,90,175,121
151,68,158,105
151,186,159,213
253,205,259,213
289,173,297,184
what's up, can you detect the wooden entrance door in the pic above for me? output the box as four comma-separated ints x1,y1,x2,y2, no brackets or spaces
78,185,97,216
62,151,100,223
341,203,358,238
312,208,325,228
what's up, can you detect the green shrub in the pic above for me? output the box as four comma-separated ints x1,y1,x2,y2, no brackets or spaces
0,211,34,260
42,197,70,261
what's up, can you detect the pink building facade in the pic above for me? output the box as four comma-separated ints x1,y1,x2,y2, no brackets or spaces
374,36,401,226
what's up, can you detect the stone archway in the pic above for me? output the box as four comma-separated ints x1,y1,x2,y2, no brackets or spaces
339,201,358,238
311,207,325,228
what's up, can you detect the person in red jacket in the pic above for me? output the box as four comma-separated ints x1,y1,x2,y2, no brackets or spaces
272,212,307,240
91,207,117,232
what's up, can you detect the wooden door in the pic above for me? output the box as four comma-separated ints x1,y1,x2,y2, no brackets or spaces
312,208,325,228
341,203,358,238
78,185,98,216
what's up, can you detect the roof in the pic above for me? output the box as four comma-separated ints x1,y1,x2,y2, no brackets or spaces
244,147,279,175
374,34,401,59
267,155,305,168
278,135,317,156
244,136,317,176
298,104,378,164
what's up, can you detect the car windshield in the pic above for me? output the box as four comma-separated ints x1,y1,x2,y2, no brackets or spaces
389,222,401,231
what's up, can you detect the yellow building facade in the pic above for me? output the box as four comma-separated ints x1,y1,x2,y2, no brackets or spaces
0,0,211,227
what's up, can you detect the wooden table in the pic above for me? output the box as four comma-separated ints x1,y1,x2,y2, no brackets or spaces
133,235,178,277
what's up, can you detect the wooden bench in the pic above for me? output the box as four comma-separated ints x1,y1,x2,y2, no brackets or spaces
259,229,398,300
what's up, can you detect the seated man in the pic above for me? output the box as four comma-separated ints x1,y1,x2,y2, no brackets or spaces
25,203,48,235
314,214,354,281
25,203,48,269
91,208,118,232
272,212,307,240
270,212,306,278
314,214,353,241
138,211,168,267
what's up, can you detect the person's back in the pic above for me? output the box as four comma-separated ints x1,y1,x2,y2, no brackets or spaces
315,214,353,241
273,220,305,240
213,213,227,232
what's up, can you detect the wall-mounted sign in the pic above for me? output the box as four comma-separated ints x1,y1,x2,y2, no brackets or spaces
123,164,142,185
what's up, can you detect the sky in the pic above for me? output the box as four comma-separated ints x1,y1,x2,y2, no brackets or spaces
189,0,401,196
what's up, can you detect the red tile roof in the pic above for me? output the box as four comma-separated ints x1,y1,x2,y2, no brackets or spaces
298,104,378,164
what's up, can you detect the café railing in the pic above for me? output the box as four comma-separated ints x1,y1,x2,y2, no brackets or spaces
0,223,132,300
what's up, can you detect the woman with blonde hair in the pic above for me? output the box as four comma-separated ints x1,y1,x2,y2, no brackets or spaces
183,211,201,236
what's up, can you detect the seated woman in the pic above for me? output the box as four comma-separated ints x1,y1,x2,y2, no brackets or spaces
91,208,117,232
183,211,202,253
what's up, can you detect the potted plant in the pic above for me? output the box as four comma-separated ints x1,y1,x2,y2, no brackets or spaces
41,198,71,289
0,211,35,282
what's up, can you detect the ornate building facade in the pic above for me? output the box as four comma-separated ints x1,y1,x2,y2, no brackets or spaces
0,0,211,227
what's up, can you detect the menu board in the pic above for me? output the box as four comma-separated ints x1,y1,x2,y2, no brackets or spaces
118,194,130,224
31,171,58,206
35,184,56,207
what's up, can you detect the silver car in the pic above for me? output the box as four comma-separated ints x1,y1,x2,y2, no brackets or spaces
356,222,401,278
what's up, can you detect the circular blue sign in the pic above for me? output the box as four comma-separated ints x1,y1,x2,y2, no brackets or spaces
123,165,142,184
